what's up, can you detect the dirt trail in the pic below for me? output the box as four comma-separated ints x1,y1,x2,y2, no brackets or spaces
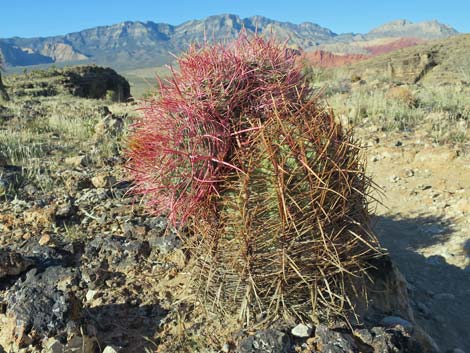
362,129,470,352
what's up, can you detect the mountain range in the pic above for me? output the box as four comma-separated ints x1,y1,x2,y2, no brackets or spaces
0,14,459,70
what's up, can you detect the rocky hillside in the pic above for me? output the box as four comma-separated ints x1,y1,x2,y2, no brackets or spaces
344,34,470,85
304,38,426,68
301,50,368,68
4,65,130,102
0,14,459,70
368,19,458,39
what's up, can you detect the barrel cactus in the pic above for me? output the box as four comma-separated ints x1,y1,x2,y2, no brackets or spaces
126,34,381,325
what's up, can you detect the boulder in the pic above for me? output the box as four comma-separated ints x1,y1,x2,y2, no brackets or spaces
4,65,130,101
0,266,82,350
238,330,292,353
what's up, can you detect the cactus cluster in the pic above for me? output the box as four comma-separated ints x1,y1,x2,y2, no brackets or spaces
126,34,381,324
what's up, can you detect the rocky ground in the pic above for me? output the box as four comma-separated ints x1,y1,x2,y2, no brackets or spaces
0,68,469,352
362,128,470,352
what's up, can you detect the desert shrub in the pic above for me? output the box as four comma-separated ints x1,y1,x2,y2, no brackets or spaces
328,88,424,131
386,86,417,107
126,34,381,324
105,89,117,101
350,73,362,83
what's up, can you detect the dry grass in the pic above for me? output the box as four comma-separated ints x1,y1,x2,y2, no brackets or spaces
326,84,470,144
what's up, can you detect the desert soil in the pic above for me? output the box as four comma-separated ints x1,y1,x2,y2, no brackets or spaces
358,127,470,352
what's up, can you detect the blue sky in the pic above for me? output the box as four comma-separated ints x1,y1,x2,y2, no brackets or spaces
1,0,469,38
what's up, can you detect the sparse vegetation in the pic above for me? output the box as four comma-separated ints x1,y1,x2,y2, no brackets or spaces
322,81,470,144
0,69,134,196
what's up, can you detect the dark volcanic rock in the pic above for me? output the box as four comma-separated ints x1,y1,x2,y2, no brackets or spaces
64,66,131,101
83,236,151,269
5,65,131,101
0,250,33,279
1,266,81,347
313,325,357,352
0,165,24,196
235,324,431,353
238,329,292,353
15,238,76,269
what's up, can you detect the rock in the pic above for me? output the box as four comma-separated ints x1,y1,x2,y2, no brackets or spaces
24,206,56,228
166,249,186,270
426,255,447,266
43,337,65,353
463,239,470,260
55,197,77,219
65,155,91,167
354,325,428,353
291,323,312,338
237,329,291,353
91,174,116,188
63,334,98,353
15,238,75,268
0,266,81,349
416,302,431,317
83,236,151,269
103,346,121,353
380,316,414,332
63,171,93,192
314,325,356,352
5,66,130,101
455,199,470,214
361,255,415,323
23,184,38,196
39,234,52,246
151,232,181,253
0,250,34,278
86,289,98,302
64,66,130,102
93,114,124,141
0,165,24,195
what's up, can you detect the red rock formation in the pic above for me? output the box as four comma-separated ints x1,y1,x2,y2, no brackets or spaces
300,50,368,68
364,37,425,56
301,37,426,68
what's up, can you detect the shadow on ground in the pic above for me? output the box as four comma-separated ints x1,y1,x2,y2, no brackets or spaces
85,303,167,352
372,214,470,352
